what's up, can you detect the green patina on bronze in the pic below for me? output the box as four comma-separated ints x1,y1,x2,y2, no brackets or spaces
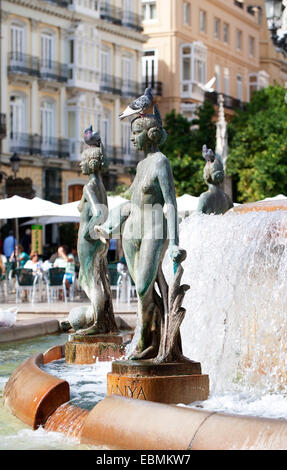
197,144,233,215
102,106,191,363
63,134,118,336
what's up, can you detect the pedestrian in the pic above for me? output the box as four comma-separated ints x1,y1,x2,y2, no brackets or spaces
3,231,16,259
20,229,31,254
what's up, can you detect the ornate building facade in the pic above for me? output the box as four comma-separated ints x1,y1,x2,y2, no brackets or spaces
141,0,287,120
0,0,146,204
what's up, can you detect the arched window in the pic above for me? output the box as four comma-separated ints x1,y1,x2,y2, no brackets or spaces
10,21,26,60
122,55,134,96
40,99,56,156
9,93,28,153
40,30,55,69
40,100,56,140
101,109,111,150
9,94,26,138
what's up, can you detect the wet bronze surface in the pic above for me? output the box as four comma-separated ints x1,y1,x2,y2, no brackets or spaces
111,359,202,377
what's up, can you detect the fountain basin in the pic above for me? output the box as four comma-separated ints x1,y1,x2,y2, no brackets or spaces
4,344,287,450
3,345,69,429
231,198,287,214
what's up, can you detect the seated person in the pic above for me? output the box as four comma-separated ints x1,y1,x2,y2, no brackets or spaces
17,244,30,268
54,245,75,293
53,245,70,268
24,252,43,275
0,255,5,279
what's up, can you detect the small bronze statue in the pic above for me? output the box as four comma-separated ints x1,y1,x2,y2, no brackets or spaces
63,126,118,335
197,144,233,215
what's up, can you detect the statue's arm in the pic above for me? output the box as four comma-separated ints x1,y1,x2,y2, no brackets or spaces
120,181,135,201
158,158,179,249
83,184,104,222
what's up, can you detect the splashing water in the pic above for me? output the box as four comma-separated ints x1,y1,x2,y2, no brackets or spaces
164,211,287,407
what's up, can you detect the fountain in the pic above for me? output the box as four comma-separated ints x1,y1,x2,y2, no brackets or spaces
3,89,287,449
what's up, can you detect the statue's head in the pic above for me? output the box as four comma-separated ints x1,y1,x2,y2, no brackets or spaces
80,143,105,175
202,145,224,186
130,105,167,151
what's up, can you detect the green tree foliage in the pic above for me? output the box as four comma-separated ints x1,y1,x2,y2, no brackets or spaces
161,100,216,196
227,85,287,203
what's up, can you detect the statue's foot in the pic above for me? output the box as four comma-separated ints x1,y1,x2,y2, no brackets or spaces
128,345,157,360
77,323,106,336
60,320,72,332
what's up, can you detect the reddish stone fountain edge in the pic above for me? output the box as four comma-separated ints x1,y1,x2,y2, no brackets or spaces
3,343,287,450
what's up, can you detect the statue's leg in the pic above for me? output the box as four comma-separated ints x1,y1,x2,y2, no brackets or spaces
77,243,107,335
129,237,165,359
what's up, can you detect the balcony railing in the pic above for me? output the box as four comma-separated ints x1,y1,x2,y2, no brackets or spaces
121,79,142,98
44,0,69,6
100,74,122,95
8,53,68,83
205,91,246,111
122,11,143,33
100,2,143,32
99,76,143,98
8,53,39,78
142,80,163,96
105,145,142,167
69,140,142,166
9,133,70,158
39,60,69,83
0,114,7,139
100,3,122,25
39,136,70,158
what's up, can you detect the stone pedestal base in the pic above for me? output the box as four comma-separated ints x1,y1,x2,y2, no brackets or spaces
65,331,133,364
107,360,209,404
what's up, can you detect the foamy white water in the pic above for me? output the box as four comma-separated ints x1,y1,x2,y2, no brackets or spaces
162,210,287,409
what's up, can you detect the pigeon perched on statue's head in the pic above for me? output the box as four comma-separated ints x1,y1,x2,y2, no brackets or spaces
119,87,153,120
202,144,215,162
202,144,224,185
84,125,101,147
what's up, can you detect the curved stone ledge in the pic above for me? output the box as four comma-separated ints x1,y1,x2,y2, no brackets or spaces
230,199,287,214
4,350,287,450
0,319,61,344
3,346,70,429
80,395,287,450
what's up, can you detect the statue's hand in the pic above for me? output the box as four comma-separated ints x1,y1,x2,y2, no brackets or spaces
169,245,187,264
90,225,109,243
169,244,181,263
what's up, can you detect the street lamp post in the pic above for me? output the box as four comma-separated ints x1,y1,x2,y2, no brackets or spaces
265,0,287,56
242,1,287,57
10,152,20,179
9,152,21,258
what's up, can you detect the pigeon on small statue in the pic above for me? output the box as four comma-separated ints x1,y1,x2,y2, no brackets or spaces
202,144,215,162
119,87,153,120
84,125,101,147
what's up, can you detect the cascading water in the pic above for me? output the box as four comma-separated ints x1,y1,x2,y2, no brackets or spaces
163,210,287,417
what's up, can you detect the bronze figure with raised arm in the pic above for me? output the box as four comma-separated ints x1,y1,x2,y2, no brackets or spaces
106,106,189,362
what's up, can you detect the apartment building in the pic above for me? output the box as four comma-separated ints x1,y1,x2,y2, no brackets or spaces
0,0,146,204
141,0,287,120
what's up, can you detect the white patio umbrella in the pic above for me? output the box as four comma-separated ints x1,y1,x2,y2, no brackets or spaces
0,196,61,249
0,196,60,219
176,194,199,217
21,195,129,225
